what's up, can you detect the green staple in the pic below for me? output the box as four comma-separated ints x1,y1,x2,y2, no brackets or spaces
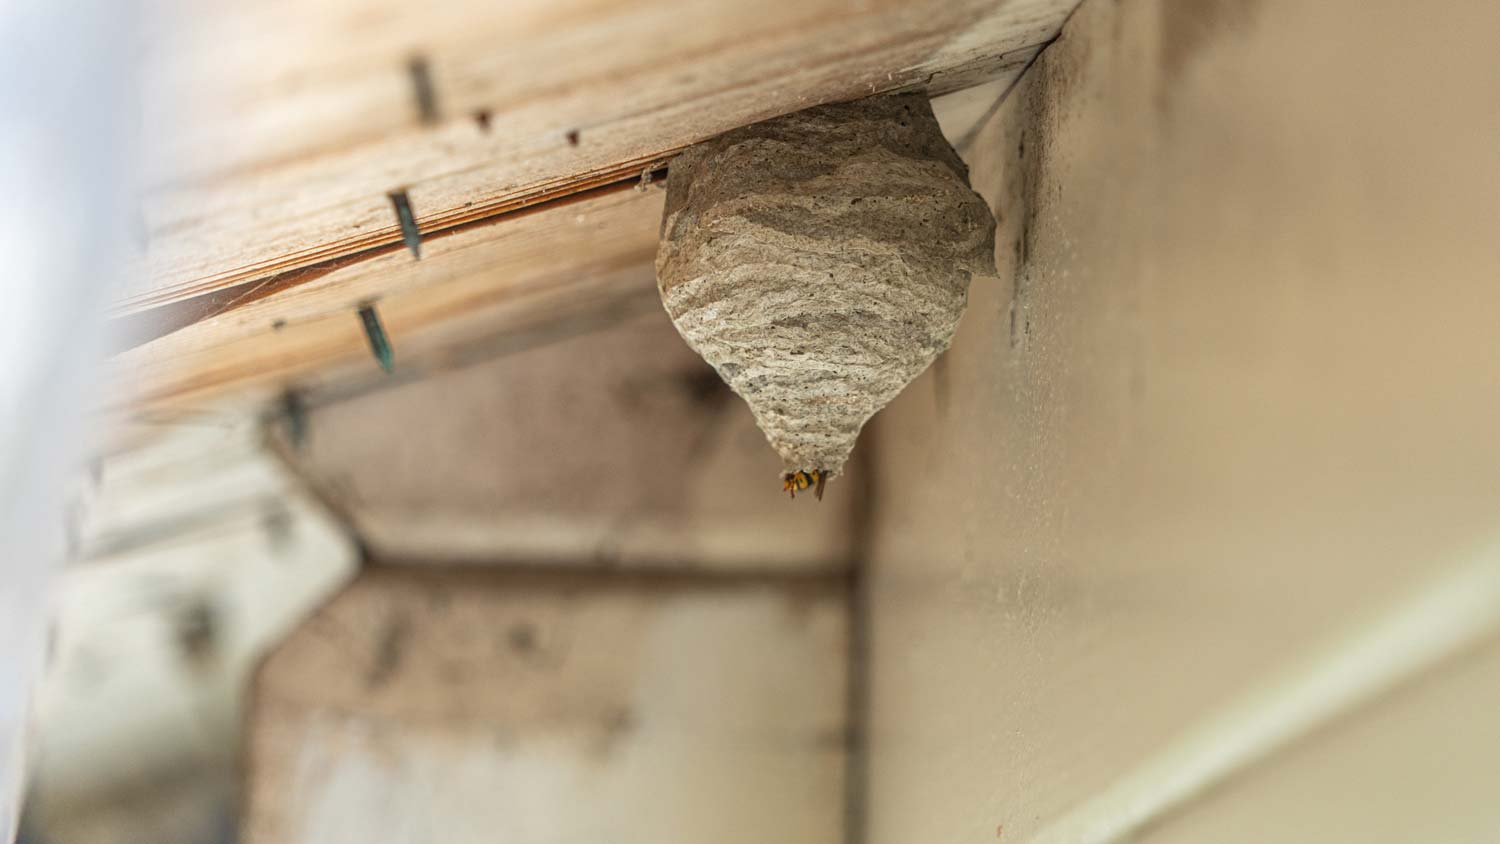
358,303,394,373
388,190,422,258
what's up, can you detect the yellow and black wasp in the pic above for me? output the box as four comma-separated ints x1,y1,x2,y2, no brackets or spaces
782,469,827,501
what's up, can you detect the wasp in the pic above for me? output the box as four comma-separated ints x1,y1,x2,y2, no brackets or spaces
782,469,827,501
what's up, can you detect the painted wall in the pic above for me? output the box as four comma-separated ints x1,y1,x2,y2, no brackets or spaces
864,0,1500,840
244,285,860,844
22,425,356,844
243,568,848,844
290,296,860,571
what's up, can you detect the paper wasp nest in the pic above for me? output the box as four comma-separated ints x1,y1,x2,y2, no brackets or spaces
655,93,996,497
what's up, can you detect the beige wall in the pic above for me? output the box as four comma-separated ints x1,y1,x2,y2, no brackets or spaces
865,0,1500,840
246,290,861,844
289,295,861,571
23,424,356,844
244,568,848,844
1145,635,1500,844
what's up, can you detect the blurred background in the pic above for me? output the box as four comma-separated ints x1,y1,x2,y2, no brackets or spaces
4,1,1500,843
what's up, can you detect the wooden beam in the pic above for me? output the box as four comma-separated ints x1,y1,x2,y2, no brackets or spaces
105,181,665,418
103,77,1028,421
123,0,1072,317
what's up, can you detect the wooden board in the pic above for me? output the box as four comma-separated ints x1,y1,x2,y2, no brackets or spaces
124,0,1072,322
103,80,1016,422
106,182,666,418
243,567,848,844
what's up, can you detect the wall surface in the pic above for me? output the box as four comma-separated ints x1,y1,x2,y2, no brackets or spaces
238,241,867,843
22,424,356,844
287,291,863,570
1145,635,1500,844
244,568,848,844
864,0,1500,840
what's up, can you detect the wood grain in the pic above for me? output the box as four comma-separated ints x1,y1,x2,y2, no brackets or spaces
125,0,1071,314
106,182,666,418
103,79,1022,421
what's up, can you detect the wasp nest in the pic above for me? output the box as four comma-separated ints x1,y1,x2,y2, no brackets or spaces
655,93,996,497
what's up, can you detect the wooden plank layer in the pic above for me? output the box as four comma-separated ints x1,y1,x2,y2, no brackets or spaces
103,79,1016,421
107,180,666,418
125,0,1069,313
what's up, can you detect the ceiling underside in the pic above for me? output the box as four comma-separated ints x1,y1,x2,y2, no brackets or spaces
108,0,1076,420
